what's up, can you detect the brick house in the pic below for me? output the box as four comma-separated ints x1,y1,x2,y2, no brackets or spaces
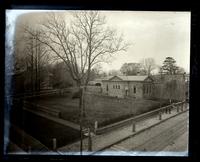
101,75,154,99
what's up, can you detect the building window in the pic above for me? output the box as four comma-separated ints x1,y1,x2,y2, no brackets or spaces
149,85,151,93
134,86,136,93
146,85,148,94
113,84,120,89
106,84,109,91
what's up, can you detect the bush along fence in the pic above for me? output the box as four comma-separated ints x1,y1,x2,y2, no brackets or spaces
94,100,188,135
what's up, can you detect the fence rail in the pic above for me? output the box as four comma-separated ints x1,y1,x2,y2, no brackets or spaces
95,101,187,135
5,88,77,101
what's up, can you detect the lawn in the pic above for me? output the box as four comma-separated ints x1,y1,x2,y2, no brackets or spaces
10,108,81,149
27,93,169,128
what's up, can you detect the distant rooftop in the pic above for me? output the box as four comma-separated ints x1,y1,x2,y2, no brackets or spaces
102,75,149,82
93,74,188,83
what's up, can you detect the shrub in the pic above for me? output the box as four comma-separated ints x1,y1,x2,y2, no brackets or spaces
72,91,81,99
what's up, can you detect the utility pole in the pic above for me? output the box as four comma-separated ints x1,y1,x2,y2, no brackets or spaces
79,87,84,155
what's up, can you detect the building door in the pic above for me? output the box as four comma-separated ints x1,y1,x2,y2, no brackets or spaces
125,86,128,97
125,89,128,96
106,84,109,91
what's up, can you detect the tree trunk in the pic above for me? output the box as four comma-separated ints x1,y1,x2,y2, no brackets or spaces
38,43,41,91
77,79,86,118
79,87,83,155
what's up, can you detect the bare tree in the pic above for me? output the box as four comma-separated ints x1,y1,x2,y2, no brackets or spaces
24,11,129,87
23,12,129,152
20,28,51,91
89,64,103,80
108,69,121,76
140,58,156,75
120,63,142,75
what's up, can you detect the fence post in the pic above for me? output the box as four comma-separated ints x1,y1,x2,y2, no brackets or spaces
185,102,187,110
88,128,92,151
159,111,162,120
94,121,98,134
181,103,184,111
177,105,179,113
165,107,168,114
28,146,31,154
132,121,136,132
52,138,57,151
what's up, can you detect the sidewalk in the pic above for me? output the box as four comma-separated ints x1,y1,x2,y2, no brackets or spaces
57,104,189,155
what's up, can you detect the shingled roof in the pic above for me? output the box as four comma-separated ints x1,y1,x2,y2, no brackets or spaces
102,75,150,81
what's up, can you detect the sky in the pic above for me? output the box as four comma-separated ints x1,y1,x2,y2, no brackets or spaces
6,10,190,73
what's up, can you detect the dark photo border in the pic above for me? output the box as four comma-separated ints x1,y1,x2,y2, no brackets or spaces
0,0,199,161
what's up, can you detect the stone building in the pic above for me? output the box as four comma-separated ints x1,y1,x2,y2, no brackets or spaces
101,75,154,99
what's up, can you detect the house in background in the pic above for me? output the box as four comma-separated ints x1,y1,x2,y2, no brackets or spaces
101,75,154,99
100,74,187,101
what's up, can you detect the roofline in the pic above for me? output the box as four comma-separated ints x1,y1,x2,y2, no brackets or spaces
102,80,145,82
102,75,152,82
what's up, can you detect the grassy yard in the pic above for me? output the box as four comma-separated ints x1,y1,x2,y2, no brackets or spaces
27,94,169,128
10,108,81,149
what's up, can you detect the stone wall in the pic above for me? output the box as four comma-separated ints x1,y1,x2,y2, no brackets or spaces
85,86,102,94
127,82,144,99
102,81,152,99
102,81,126,98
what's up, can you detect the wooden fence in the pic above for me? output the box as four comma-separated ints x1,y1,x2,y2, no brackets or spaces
95,101,188,135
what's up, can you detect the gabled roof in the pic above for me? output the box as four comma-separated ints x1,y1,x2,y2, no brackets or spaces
118,75,149,81
102,75,151,82
101,76,114,81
